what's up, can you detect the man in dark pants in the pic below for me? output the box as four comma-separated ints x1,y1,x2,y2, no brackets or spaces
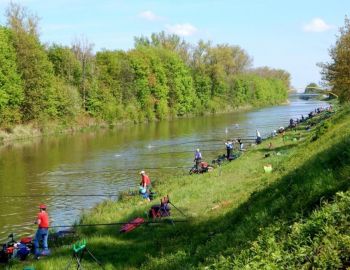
225,140,233,159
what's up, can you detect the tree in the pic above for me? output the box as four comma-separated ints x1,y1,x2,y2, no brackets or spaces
6,3,58,120
0,26,24,125
159,49,195,116
134,31,191,63
250,66,291,89
72,36,94,110
320,17,350,102
47,44,82,87
304,82,319,93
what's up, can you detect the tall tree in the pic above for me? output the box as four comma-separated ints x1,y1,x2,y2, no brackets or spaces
72,36,94,110
320,17,350,102
6,3,57,120
0,26,24,124
134,31,190,63
47,44,82,87
250,66,291,89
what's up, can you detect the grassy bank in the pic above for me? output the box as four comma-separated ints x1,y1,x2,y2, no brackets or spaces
8,105,350,269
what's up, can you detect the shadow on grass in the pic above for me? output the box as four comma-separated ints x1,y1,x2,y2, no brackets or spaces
47,136,350,269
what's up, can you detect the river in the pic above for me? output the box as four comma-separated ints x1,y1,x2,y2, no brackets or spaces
0,95,328,241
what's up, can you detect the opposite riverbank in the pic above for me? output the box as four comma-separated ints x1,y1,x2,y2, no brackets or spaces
0,103,256,148
9,104,350,269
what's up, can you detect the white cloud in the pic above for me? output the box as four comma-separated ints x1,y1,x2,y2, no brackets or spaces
303,18,333,32
139,10,160,21
165,23,197,36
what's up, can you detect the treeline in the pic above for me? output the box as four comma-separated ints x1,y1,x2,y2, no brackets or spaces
0,4,290,127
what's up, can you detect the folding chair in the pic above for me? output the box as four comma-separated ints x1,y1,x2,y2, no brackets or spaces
149,196,171,220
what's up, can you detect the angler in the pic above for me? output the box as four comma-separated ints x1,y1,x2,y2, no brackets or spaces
256,129,262,144
194,148,202,171
34,204,50,259
224,139,234,159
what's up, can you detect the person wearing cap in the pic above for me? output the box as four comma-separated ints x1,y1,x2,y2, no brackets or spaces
194,149,202,170
140,170,151,189
224,140,233,159
34,204,50,258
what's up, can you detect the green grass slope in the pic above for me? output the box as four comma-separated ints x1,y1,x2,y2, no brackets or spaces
10,105,350,270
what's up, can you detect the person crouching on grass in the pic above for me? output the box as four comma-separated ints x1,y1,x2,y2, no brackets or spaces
139,170,152,201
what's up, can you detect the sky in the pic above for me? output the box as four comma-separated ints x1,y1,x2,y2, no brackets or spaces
0,0,348,90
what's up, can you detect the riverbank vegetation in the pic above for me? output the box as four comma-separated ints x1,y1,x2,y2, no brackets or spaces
9,98,349,270
0,3,289,138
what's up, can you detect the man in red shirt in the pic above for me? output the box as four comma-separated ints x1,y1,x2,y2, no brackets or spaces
34,204,50,258
140,170,151,189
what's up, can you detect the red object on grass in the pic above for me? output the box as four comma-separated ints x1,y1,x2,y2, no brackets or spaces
20,237,33,244
200,162,209,168
120,217,145,233
6,247,14,254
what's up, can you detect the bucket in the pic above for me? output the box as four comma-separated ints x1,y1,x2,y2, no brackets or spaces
264,165,273,173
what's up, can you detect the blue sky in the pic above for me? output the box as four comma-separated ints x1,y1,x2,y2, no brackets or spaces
0,0,348,89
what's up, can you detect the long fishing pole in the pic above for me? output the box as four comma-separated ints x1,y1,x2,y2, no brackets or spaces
56,165,191,175
0,194,118,198
152,137,257,148
138,148,225,156
49,219,188,228
139,141,257,156
169,202,187,218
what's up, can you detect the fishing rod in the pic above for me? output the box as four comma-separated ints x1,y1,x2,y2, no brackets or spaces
152,138,257,148
138,148,225,156
139,141,258,156
155,138,224,147
48,165,191,175
0,194,118,198
49,219,188,228
169,202,187,218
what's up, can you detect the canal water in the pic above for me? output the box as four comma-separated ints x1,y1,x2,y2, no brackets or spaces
0,95,328,241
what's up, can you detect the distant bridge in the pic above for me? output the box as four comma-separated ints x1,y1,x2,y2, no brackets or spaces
291,86,338,98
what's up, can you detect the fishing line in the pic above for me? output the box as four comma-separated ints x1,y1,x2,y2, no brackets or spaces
152,137,257,148
0,194,118,198
49,219,188,228
138,148,224,156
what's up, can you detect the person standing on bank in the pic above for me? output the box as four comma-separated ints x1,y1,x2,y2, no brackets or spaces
237,138,244,151
225,140,233,159
34,204,50,258
256,129,262,144
194,148,202,170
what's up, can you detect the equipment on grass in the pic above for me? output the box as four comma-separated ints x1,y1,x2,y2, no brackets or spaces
189,161,214,175
264,164,273,173
64,239,103,270
120,218,145,233
0,234,33,263
149,196,171,219
149,195,187,222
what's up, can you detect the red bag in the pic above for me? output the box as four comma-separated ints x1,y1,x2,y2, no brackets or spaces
120,217,144,233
